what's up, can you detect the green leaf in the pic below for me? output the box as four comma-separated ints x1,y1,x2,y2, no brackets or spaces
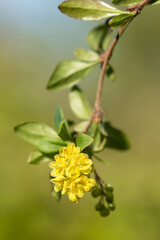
58,120,72,141
112,0,140,5
106,64,116,81
51,185,61,201
59,0,127,21
47,60,98,91
109,13,135,27
87,24,112,52
92,126,101,151
54,106,72,141
73,121,88,132
37,137,67,154
69,86,92,120
153,0,160,4
76,133,94,151
112,0,160,5
99,122,108,136
101,121,131,150
14,122,62,146
86,121,98,138
92,126,107,152
74,49,100,62
96,137,107,152
27,150,51,164
74,121,104,152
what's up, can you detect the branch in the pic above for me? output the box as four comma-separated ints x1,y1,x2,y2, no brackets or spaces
83,0,152,133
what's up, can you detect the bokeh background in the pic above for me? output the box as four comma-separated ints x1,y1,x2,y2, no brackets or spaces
0,0,160,239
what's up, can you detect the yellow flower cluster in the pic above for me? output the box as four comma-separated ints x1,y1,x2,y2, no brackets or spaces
49,143,96,203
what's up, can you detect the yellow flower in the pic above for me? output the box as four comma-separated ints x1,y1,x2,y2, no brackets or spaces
49,143,97,203
67,175,96,203
50,143,93,178
59,143,81,158
50,175,66,192
74,153,93,175
65,165,81,179
49,155,68,177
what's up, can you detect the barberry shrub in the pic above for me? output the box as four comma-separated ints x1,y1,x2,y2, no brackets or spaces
14,0,159,217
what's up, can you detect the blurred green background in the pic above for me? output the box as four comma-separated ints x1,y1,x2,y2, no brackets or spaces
0,0,160,239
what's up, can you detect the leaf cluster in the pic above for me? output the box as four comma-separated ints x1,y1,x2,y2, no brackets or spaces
14,0,159,209
14,86,130,165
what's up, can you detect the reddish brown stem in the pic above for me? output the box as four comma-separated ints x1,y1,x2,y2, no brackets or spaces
83,0,152,133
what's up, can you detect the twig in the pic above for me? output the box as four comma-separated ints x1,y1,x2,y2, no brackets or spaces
83,0,152,133
94,168,105,191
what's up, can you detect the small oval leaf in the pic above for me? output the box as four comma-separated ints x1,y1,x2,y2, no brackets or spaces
54,106,72,141
69,86,92,120
59,0,126,21
27,150,51,164
37,137,67,154
76,133,94,151
74,49,100,62
73,121,88,132
87,24,112,52
47,60,98,91
109,13,135,27
14,122,61,146
112,0,159,6
112,0,141,5
101,121,131,150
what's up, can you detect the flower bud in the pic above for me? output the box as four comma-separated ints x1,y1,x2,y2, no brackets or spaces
105,184,113,192
100,207,110,217
91,187,102,198
109,203,116,211
95,202,104,211
106,191,114,203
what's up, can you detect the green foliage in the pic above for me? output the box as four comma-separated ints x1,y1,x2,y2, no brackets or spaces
106,64,116,81
59,0,128,21
112,0,159,6
154,0,160,4
86,121,98,139
54,106,72,141
14,0,158,217
74,49,100,62
87,24,112,52
37,137,66,154
92,125,106,152
14,122,62,146
69,86,92,120
109,13,135,27
73,121,88,132
76,133,94,151
47,60,98,91
27,150,51,164
100,121,131,150
112,0,141,6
